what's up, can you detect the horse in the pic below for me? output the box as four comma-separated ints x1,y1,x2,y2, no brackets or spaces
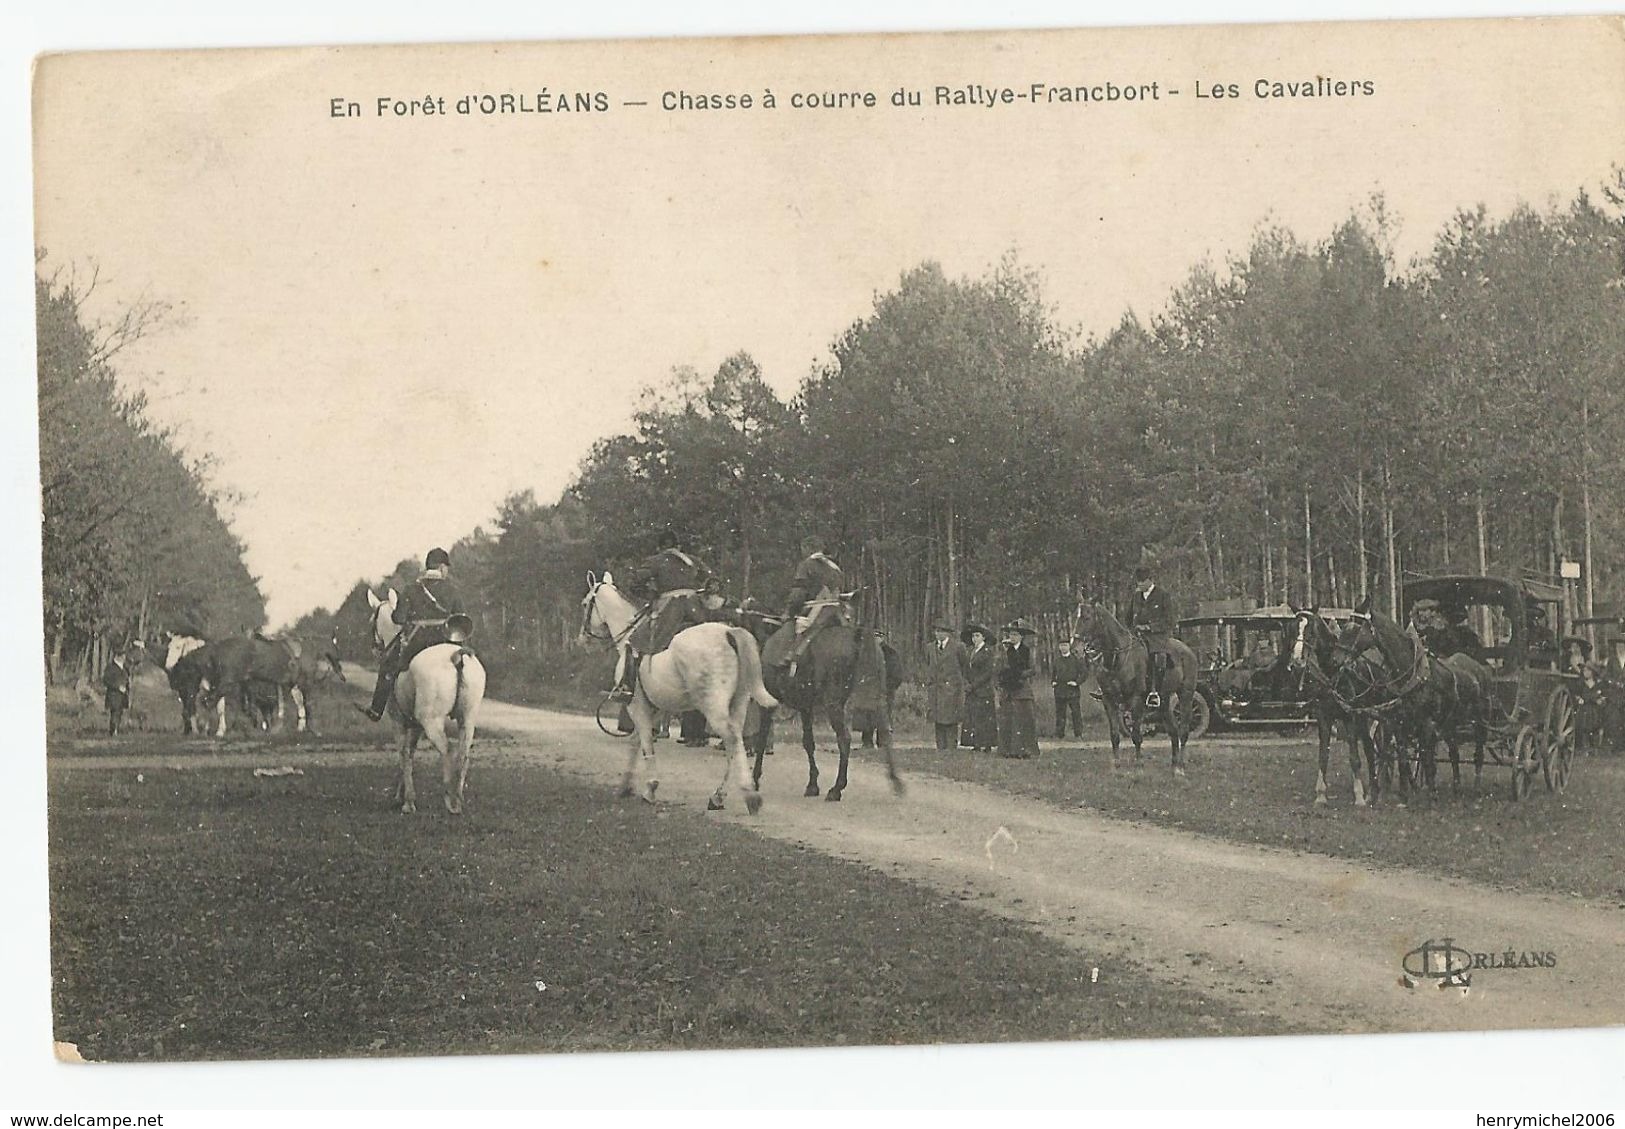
1287,607,1382,806
161,633,211,735
740,608,904,803
1074,600,1198,775
579,573,777,813
189,632,347,737
366,588,486,815
1333,598,1491,799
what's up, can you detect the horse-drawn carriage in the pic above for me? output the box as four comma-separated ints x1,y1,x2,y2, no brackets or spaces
1400,575,1579,800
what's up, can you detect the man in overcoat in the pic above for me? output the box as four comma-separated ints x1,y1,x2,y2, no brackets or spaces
925,620,968,750
102,644,135,735
1051,636,1086,739
997,619,1041,758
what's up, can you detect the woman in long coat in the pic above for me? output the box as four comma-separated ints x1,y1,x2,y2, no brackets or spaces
925,621,968,750
961,623,996,752
996,619,1041,759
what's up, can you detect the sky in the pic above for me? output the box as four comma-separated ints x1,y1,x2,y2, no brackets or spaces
28,12,1625,629
10,1,1625,1114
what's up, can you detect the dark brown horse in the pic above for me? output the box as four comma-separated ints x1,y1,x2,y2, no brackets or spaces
1287,607,1382,806
1332,599,1491,799
194,632,346,737
1074,601,1198,775
742,613,903,802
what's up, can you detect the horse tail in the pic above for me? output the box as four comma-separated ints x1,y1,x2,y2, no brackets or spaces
726,627,778,709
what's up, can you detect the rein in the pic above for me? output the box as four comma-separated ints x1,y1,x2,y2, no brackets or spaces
1326,620,1430,717
580,582,649,649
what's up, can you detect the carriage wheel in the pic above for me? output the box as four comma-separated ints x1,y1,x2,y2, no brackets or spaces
1543,689,1575,793
595,693,634,738
1511,724,1540,802
1188,691,1212,741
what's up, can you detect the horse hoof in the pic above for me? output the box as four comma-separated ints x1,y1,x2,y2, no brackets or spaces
1314,794,1328,807
707,795,725,812
890,777,906,797
744,792,763,816
1172,767,1186,779
804,783,821,798
445,797,463,815
400,802,415,815
642,782,659,805
616,783,635,799
1354,798,1368,809
825,790,842,802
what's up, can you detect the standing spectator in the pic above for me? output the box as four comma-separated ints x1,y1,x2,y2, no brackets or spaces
925,620,968,751
1051,637,1085,739
997,619,1041,759
961,624,997,752
102,643,135,736
857,635,903,748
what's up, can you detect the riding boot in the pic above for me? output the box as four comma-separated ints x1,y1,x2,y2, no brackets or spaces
611,649,639,700
1146,653,1164,709
361,668,397,721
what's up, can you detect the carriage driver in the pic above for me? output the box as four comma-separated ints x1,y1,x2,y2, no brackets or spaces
610,529,718,699
359,547,471,721
1125,564,1175,709
777,534,845,678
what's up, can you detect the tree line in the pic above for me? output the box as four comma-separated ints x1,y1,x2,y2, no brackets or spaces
311,175,1625,685
38,254,265,683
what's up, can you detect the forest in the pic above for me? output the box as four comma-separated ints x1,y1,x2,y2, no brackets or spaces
291,176,1625,690
37,254,265,683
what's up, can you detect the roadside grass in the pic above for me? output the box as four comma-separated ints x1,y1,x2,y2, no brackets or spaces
46,752,1289,1063
891,738,1625,904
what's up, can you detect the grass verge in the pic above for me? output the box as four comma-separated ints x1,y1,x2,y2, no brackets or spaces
891,738,1625,904
48,755,1286,1062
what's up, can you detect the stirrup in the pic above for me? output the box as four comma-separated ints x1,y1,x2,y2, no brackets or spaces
786,660,799,678
354,703,383,722
608,686,633,702
1145,691,1162,709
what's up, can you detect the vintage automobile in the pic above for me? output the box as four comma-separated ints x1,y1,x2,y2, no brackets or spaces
1174,605,1358,739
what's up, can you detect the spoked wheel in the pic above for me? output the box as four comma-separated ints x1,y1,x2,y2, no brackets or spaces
595,692,634,738
1188,691,1212,741
1543,689,1575,793
1511,724,1540,801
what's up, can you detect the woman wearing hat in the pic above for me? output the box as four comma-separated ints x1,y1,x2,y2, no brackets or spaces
926,620,969,750
997,619,1041,759
961,623,996,752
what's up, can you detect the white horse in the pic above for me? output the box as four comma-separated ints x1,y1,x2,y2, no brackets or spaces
367,588,486,815
580,572,777,813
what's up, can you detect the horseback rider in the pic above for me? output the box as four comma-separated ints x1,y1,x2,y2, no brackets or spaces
777,534,845,678
1125,564,1174,708
611,529,717,699
359,547,471,721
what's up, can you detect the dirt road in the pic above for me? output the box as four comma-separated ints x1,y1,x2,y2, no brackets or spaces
56,694,1625,1036
464,700,1621,1035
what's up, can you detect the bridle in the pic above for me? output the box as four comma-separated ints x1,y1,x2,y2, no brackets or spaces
579,577,647,648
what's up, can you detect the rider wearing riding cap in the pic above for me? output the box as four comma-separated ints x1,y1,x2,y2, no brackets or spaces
612,529,718,699
778,534,845,677
360,547,470,721
1125,564,1175,708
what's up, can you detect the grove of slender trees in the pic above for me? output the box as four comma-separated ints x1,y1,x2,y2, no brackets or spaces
293,176,1625,686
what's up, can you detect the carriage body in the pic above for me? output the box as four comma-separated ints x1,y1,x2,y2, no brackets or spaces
1175,605,1357,739
1401,574,1580,797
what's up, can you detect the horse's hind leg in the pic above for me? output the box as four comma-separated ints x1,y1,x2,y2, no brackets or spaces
722,694,762,816
802,710,820,797
749,707,771,791
397,725,421,814
826,703,852,802
1166,693,1187,778
418,717,462,814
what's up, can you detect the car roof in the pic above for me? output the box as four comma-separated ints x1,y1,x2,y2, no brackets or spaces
1178,605,1356,628
1404,574,1563,604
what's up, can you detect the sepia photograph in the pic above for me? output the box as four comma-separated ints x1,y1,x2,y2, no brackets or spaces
14,2,1625,1113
